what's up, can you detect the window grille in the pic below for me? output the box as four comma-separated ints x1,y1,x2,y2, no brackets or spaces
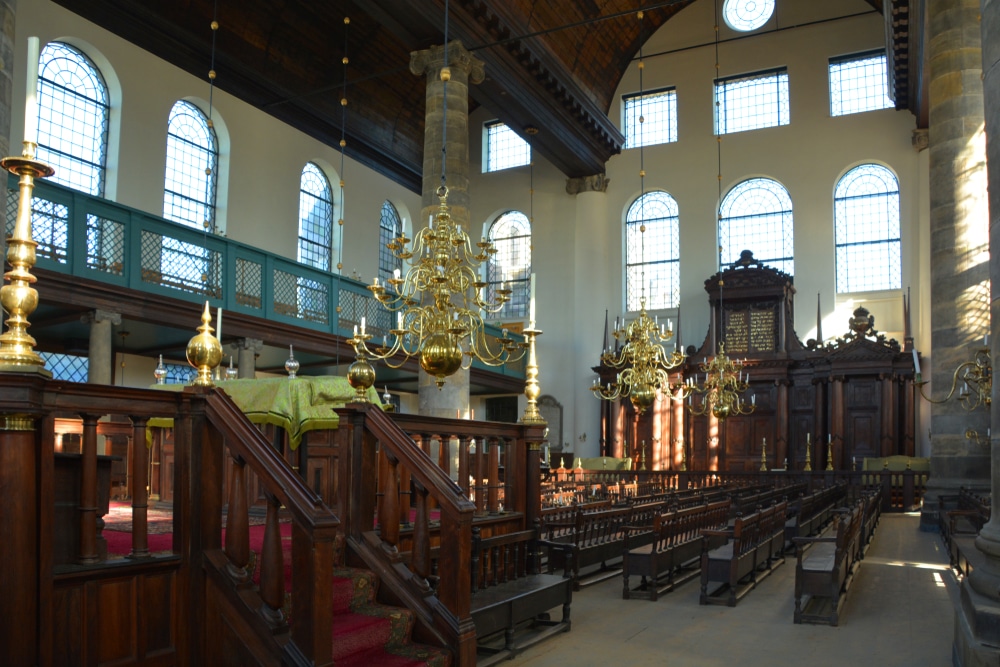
623,87,678,149
830,51,894,116
486,211,531,320
485,122,531,172
625,191,680,311
378,200,403,285
719,178,793,275
723,0,775,32
163,100,218,230
298,162,333,271
715,68,789,134
40,352,88,383
835,164,901,292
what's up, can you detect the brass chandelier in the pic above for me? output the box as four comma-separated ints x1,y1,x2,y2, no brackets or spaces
915,340,991,411
358,186,528,388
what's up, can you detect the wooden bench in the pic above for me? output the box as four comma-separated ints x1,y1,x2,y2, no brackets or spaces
543,502,664,590
938,487,989,573
699,502,786,606
471,526,572,663
784,484,845,550
622,499,731,600
792,501,864,625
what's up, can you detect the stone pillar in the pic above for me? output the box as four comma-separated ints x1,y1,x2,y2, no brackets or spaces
922,0,990,533
82,309,120,385
235,338,262,379
568,174,611,458
410,42,484,419
953,1,1000,663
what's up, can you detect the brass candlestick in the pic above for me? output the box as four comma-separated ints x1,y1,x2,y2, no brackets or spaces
347,332,376,402
186,302,223,386
520,327,547,425
804,434,812,471
0,141,54,375
826,440,834,471
678,438,687,471
760,437,768,471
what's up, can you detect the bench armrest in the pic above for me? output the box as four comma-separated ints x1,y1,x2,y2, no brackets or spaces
536,539,575,579
623,524,653,533
700,529,733,538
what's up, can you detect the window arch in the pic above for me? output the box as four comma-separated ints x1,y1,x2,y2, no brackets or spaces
298,162,334,271
719,178,793,275
835,164,901,293
626,191,680,311
36,42,110,196
378,200,403,284
163,100,218,230
486,211,532,320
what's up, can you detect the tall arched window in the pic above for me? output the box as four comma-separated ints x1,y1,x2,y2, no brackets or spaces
378,200,403,284
163,100,218,230
298,162,334,271
36,42,110,196
719,178,793,275
486,211,532,320
835,164,901,293
626,191,680,311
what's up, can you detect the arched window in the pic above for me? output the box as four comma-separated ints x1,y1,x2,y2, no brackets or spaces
719,178,793,275
486,211,532,320
835,164,901,293
36,42,109,196
378,200,403,284
626,191,680,311
163,100,218,230
298,162,334,271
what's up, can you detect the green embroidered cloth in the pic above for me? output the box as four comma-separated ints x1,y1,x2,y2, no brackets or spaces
150,376,382,449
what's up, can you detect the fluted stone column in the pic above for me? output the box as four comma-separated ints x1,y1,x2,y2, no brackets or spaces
410,42,484,418
82,309,120,384
235,338,262,379
568,174,611,458
921,0,990,532
953,1,1000,664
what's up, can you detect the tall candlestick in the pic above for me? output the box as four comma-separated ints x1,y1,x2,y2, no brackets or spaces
529,272,536,327
216,306,222,341
912,348,921,380
24,37,39,146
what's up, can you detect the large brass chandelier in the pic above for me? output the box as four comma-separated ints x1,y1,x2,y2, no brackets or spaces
591,286,684,413
359,186,528,388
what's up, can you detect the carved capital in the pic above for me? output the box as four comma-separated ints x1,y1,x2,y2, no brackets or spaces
81,309,121,326
235,338,264,352
410,41,485,84
912,128,928,152
565,173,610,195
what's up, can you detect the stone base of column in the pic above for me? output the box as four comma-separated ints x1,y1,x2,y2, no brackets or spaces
954,575,1000,667
418,366,470,419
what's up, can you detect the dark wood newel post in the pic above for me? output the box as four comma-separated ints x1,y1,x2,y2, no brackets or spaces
129,415,150,558
342,404,377,541
79,412,100,564
524,427,543,531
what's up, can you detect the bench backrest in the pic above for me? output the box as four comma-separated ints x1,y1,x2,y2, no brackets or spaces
732,510,764,557
471,528,537,593
834,504,863,562
668,499,731,547
574,505,635,547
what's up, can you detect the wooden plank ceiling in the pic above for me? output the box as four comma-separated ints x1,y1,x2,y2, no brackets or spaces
51,0,907,193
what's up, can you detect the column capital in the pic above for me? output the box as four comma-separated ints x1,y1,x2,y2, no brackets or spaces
566,173,610,195
911,128,928,152
410,40,485,84
235,337,263,352
81,309,121,326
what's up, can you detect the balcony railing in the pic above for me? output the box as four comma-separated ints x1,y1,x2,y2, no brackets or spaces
5,176,525,378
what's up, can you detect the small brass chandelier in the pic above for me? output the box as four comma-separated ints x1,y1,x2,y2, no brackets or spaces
675,280,756,420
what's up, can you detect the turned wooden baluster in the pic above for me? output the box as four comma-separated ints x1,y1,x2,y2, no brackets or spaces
376,442,387,526
129,415,150,558
259,493,285,625
399,460,412,528
474,436,486,515
458,435,471,500
487,437,500,513
78,413,100,564
224,452,250,582
379,450,400,552
411,481,431,591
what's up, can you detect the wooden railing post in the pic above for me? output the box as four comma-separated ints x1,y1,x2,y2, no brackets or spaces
458,435,471,500
412,482,431,591
129,415,150,559
224,453,250,582
79,412,100,564
259,493,286,626
380,450,401,552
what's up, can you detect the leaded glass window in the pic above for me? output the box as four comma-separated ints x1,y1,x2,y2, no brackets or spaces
719,178,793,275
298,162,333,271
835,164,901,293
626,191,680,311
378,201,403,285
485,122,531,172
830,51,894,116
623,87,678,149
163,100,218,230
715,68,790,134
486,211,531,319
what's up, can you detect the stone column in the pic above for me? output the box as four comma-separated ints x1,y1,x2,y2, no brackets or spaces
922,0,990,533
410,42,484,418
953,1,1000,663
568,174,611,458
235,338,262,379
82,309,120,385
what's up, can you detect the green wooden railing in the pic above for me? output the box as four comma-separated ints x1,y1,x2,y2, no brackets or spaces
6,176,525,378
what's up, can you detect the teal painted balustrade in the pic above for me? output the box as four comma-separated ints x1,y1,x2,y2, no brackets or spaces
5,176,525,379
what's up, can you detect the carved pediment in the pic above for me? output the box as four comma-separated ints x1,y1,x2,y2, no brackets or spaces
705,250,795,292
824,306,901,357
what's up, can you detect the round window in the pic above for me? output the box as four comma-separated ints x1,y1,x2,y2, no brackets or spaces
723,0,775,32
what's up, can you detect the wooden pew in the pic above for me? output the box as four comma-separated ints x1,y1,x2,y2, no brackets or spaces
470,526,573,663
784,484,846,551
938,487,989,573
622,499,731,600
792,502,864,626
699,505,784,606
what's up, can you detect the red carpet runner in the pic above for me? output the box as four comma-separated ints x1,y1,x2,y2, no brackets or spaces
105,516,450,666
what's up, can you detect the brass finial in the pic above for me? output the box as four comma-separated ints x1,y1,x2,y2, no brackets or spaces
760,437,768,471
186,302,222,386
804,433,812,471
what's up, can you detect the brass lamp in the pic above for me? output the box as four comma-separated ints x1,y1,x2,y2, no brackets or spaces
916,342,991,411
679,340,756,420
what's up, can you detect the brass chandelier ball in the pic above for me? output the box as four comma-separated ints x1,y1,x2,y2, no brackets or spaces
420,331,463,387
347,356,376,395
712,403,731,420
630,383,656,412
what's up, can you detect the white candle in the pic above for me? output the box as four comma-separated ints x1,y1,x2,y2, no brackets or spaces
911,348,921,378
360,316,366,334
393,268,401,280
828,434,832,443
24,37,39,146
216,306,222,340
529,273,536,327
397,311,403,329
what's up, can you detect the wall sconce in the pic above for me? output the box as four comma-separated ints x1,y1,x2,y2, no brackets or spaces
915,341,991,411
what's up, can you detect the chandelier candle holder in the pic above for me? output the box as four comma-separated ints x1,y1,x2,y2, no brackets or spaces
591,292,684,413
677,341,755,420
914,340,991,411
347,324,376,402
362,185,529,388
